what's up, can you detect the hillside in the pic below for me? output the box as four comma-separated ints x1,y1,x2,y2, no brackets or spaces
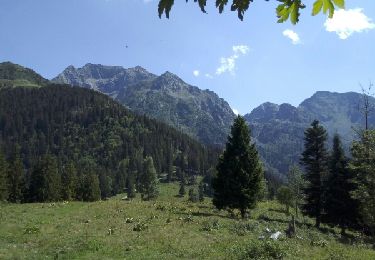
0,62,49,89
53,64,235,146
1,182,374,259
0,84,217,201
245,91,375,175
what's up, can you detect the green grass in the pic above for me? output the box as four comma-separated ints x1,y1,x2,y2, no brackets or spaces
0,183,374,259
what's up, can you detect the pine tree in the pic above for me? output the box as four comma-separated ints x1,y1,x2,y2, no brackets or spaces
198,181,205,202
99,170,112,199
287,165,305,218
179,180,186,197
83,173,101,202
61,162,77,201
350,130,375,235
188,187,198,202
212,115,264,218
0,151,9,201
301,120,329,228
324,134,358,234
29,154,61,202
139,156,159,200
114,159,128,194
126,175,136,199
7,149,25,203
276,186,293,214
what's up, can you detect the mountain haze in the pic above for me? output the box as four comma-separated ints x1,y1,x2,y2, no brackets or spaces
245,91,375,175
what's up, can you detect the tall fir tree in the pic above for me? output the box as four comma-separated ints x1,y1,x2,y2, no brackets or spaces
179,180,186,197
61,162,77,201
29,154,61,202
324,134,358,234
83,173,101,202
99,170,112,199
349,130,375,235
139,156,159,200
301,120,329,228
212,115,264,218
7,148,25,203
0,151,9,201
198,181,205,202
126,175,136,199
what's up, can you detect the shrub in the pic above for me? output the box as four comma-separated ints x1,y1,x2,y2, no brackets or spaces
201,219,220,231
133,222,148,232
240,240,287,259
232,221,257,236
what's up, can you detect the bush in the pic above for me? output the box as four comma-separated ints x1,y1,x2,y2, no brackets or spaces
232,221,257,236
133,222,148,232
239,240,287,259
201,219,220,231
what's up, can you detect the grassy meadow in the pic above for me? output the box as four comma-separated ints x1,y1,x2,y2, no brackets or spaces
0,182,374,259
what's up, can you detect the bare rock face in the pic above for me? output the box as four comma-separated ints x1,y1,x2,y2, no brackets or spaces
53,64,235,146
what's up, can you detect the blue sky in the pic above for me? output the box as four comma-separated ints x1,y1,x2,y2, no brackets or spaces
1,0,374,114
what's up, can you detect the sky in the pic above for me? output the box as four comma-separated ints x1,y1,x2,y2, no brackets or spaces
1,0,374,114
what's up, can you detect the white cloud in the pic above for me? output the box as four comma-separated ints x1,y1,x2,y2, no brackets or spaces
193,70,200,77
216,45,250,75
232,45,250,55
205,73,213,79
282,29,301,45
324,8,375,39
232,108,239,115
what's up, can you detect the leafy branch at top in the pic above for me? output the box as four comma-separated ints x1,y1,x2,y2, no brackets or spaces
158,0,345,24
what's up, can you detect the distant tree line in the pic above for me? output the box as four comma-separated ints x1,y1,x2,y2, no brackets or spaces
0,85,219,203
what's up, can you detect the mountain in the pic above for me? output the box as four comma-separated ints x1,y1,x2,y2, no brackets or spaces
52,63,157,99
53,64,235,146
0,62,49,88
245,91,375,176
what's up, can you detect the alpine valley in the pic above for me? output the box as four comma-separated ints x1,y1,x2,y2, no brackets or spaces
2,62,374,177
52,63,374,177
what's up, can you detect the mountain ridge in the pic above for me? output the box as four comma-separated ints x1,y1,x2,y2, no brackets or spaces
53,63,236,145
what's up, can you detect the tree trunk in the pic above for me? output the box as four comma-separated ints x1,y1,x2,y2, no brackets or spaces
295,203,299,219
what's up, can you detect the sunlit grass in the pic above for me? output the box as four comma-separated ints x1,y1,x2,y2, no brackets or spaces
0,182,374,259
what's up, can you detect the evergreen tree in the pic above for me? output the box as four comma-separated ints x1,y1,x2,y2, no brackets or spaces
139,156,159,200
99,170,112,199
324,134,358,234
179,180,186,197
7,149,25,203
212,115,264,218
287,165,305,218
29,154,61,202
350,130,375,235
188,187,198,202
166,147,174,182
276,186,293,214
114,159,128,194
83,173,101,202
126,175,136,199
198,181,204,202
0,151,9,201
61,162,77,201
301,120,329,228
